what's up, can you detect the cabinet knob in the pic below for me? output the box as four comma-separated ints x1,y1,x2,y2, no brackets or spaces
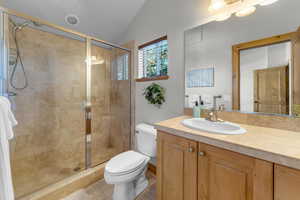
188,147,195,152
198,151,205,156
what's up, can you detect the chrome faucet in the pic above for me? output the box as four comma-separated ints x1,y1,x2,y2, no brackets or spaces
206,95,224,122
213,95,222,110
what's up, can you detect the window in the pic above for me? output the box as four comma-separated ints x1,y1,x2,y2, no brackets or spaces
137,36,169,82
115,53,129,80
111,51,129,81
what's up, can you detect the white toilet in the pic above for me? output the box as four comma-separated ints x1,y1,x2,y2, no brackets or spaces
104,124,157,200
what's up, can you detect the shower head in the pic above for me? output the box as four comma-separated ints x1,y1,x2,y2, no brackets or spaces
9,18,43,32
14,21,31,32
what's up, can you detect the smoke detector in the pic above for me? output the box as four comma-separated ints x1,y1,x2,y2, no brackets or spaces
65,14,80,26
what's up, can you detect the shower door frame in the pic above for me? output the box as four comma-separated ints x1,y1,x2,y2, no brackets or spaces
0,10,8,97
0,6,133,170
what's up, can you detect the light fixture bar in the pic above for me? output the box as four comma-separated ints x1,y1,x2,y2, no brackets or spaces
235,6,256,17
259,0,279,6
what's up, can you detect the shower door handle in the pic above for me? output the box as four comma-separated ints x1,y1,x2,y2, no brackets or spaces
81,101,91,110
86,112,92,120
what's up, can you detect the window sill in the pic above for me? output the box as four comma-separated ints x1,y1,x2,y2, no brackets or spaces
135,75,169,82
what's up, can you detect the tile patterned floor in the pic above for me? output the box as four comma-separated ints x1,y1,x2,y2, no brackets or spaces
63,173,156,200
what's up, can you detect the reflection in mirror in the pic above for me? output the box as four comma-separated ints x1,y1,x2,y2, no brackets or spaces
184,0,300,117
240,42,291,115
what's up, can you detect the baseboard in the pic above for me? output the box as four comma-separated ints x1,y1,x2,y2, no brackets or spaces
148,163,156,175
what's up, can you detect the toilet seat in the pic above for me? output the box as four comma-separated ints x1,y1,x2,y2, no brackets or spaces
105,151,148,176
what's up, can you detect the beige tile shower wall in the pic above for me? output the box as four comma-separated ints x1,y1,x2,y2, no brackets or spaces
122,41,135,151
111,47,131,152
8,25,86,198
90,44,131,166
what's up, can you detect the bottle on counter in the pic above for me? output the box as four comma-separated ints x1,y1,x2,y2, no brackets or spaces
193,101,201,118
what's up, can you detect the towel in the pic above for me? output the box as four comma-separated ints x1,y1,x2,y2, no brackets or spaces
0,97,17,139
0,96,17,200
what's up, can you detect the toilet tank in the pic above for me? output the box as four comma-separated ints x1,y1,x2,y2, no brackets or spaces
136,123,157,157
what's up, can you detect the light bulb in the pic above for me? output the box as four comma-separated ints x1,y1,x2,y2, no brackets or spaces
235,6,256,17
259,0,279,6
208,0,226,11
215,13,232,21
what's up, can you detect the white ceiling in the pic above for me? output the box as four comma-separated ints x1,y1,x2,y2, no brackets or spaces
3,0,146,43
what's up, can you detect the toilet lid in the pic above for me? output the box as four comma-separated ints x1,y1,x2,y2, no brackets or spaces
105,151,147,175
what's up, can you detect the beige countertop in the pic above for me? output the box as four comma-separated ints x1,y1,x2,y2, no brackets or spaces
155,116,300,170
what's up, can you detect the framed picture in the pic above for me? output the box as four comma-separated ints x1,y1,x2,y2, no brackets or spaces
187,68,214,88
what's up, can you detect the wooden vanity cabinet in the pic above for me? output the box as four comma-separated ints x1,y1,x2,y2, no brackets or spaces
157,131,198,200
274,164,300,200
157,131,274,200
198,143,273,200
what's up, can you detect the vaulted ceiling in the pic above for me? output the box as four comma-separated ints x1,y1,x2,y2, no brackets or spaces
3,0,147,43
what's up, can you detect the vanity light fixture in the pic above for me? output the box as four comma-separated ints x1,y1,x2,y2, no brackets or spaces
259,0,279,6
235,6,256,17
208,0,226,11
211,0,279,22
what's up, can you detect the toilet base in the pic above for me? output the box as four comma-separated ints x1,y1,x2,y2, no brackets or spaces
113,182,135,200
135,170,149,197
111,167,148,200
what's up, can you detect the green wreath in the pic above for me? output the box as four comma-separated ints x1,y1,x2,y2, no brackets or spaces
143,83,166,107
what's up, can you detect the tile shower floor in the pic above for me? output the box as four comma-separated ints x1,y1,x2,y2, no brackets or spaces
63,173,156,200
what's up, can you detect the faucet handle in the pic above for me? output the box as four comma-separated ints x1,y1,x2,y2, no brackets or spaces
218,104,225,111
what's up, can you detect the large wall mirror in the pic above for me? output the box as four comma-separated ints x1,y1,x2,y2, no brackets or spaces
184,0,300,117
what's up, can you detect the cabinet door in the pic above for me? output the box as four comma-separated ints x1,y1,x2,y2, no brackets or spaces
198,143,273,200
275,164,300,200
157,131,197,200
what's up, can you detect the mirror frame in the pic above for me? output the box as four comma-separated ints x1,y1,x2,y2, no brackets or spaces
232,28,300,116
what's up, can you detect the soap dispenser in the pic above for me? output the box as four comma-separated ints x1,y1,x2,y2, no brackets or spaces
193,101,201,118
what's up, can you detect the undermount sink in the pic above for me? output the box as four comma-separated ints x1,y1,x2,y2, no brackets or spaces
182,118,246,135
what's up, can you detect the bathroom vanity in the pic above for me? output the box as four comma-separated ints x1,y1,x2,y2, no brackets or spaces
155,116,300,200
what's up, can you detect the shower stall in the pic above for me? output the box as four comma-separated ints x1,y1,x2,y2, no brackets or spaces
0,7,132,199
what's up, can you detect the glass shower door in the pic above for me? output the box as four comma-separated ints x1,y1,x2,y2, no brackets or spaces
5,14,87,198
90,40,131,166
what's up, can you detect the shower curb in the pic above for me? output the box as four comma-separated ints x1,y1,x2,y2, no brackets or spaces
18,164,105,200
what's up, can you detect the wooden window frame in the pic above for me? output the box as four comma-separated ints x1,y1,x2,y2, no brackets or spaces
232,31,297,111
136,35,169,82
